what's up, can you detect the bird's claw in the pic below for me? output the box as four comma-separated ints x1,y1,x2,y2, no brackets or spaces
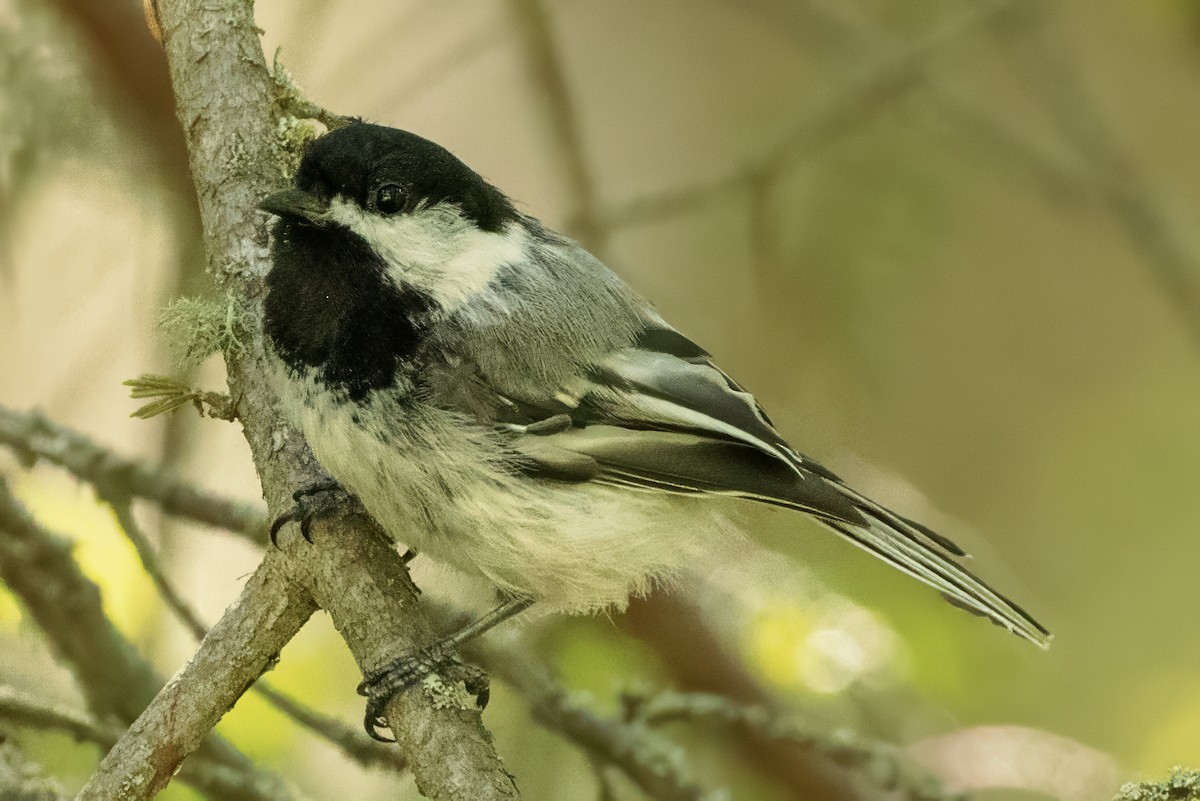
356,646,490,742
269,481,360,546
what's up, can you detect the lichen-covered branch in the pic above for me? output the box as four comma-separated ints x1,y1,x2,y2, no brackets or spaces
1113,767,1200,801
75,0,519,796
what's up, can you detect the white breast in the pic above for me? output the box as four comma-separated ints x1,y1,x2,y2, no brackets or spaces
270,363,744,614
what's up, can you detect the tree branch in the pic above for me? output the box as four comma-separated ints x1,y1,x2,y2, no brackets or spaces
0,686,294,801
472,639,712,801
596,0,1028,233
76,0,519,796
0,404,264,539
508,0,600,250
624,691,961,801
99,490,409,774
0,478,297,801
0,741,67,801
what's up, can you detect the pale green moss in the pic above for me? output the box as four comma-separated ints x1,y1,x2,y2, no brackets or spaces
159,294,244,368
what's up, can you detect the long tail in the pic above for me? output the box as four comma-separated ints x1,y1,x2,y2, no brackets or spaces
810,486,1052,649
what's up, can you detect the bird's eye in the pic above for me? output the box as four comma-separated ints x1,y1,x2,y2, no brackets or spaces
373,183,407,215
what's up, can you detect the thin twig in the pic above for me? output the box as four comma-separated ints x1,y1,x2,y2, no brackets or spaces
103,491,209,639
471,638,714,801
508,0,600,250
252,683,409,773
624,691,963,801
597,0,1028,232
0,478,299,801
0,404,265,540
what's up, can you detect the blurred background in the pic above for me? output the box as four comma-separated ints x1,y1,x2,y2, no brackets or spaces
2,0,1200,798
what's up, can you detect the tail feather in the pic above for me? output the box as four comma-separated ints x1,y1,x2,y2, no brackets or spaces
822,509,1052,648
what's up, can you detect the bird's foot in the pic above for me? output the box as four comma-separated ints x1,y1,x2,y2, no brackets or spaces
269,481,363,545
356,646,490,742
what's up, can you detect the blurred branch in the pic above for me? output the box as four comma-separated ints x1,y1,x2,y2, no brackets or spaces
624,691,960,801
0,404,265,539
0,681,285,801
101,493,412,774
103,491,210,638
1007,29,1200,345
252,683,409,774
0,686,292,801
473,639,713,801
0,741,66,801
597,0,1026,233
0,685,115,746
755,0,1200,347
908,725,1119,801
622,596,870,801
0,477,299,801
509,0,600,250
77,0,521,795
379,26,508,115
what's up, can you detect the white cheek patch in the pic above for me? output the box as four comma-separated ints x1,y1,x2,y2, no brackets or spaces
326,198,527,311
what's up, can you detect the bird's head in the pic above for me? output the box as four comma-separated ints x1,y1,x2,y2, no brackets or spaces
260,122,524,310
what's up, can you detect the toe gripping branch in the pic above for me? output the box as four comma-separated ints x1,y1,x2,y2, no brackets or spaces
354,597,535,742
269,481,358,545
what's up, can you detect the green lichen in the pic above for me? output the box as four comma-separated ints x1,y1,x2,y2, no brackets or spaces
421,673,478,712
274,114,320,178
159,294,245,368
1114,767,1200,801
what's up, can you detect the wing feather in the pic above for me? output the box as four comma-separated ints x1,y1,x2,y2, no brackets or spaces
488,323,1049,647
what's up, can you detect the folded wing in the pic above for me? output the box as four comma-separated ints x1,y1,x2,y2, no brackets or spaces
489,322,1051,648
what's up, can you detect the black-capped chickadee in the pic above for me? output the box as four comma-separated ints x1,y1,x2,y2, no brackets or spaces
260,121,1050,738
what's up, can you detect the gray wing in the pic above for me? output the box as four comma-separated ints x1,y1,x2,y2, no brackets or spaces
455,322,1051,648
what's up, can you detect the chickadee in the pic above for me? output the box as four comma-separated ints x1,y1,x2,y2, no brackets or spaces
260,121,1050,737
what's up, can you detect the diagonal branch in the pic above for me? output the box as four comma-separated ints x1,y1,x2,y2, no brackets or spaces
0,478,297,801
100,488,410,774
0,404,264,539
76,0,520,796
596,0,1028,233
744,0,1200,346
625,691,961,801
1002,28,1200,344
0,686,299,801
471,638,712,801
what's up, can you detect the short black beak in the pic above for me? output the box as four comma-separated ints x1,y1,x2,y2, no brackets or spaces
258,188,330,226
